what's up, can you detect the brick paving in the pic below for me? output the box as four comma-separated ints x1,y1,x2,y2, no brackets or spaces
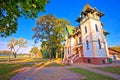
11,67,85,80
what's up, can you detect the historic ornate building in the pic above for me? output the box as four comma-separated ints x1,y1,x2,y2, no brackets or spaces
63,4,111,64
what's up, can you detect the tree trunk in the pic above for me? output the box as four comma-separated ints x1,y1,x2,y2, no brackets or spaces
14,52,17,58
56,49,58,59
49,51,51,60
8,49,12,63
48,33,52,60
56,42,58,59
8,53,10,62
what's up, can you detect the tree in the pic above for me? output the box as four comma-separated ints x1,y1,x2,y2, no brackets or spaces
51,19,70,58
0,50,11,55
40,41,49,58
0,0,49,37
32,14,57,59
7,38,17,62
111,46,120,52
32,14,70,59
30,46,42,58
7,38,27,60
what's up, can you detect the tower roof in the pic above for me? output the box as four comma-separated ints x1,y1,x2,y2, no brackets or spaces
66,25,75,35
83,4,92,11
76,4,104,23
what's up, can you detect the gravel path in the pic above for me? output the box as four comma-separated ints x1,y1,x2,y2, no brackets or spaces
11,67,85,80
11,61,120,80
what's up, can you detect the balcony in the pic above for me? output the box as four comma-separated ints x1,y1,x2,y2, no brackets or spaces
74,42,82,50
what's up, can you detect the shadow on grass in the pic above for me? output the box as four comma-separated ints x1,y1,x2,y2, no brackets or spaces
0,58,67,80
0,58,48,80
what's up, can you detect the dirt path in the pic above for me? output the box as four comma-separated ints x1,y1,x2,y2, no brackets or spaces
11,67,85,80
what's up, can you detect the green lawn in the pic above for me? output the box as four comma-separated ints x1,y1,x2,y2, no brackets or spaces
45,62,66,67
0,57,66,80
70,68,116,80
0,64,30,80
0,57,49,80
96,66,120,75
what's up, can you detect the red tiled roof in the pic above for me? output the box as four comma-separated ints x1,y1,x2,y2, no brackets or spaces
108,48,120,55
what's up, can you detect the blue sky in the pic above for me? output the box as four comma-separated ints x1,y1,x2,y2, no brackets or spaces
0,0,120,52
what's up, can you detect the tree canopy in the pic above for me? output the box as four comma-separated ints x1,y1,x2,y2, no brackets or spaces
111,46,120,52
32,14,70,59
30,46,42,58
7,38,27,58
0,0,49,37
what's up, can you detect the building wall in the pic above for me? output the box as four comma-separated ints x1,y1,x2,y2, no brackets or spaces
81,19,94,57
84,57,109,64
89,19,108,57
80,16,109,58
109,54,120,61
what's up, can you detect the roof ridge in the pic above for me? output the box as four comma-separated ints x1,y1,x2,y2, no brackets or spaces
83,3,92,11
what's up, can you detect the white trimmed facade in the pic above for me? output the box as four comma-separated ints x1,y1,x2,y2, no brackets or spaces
63,4,110,64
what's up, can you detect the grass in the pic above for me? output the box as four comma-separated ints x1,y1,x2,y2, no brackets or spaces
0,57,65,80
0,63,27,80
0,57,49,80
45,62,66,67
0,56,118,80
45,58,67,67
70,68,116,80
96,66,120,75
0,55,30,62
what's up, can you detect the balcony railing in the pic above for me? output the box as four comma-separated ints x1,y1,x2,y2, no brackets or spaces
77,42,82,45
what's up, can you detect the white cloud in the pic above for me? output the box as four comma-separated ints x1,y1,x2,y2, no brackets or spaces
0,42,9,50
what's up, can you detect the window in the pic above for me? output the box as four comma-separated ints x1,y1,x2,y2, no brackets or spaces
95,24,98,31
86,40,89,49
98,39,101,49
79,37,82,43
85,26,87,33
88,59,91,63
102,60,105,64
68,47,69,54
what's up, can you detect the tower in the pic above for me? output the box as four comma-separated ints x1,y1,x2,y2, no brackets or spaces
76,4,110,64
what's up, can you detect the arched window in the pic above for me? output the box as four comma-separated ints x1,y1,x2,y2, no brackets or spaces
86,40,89,49
98,39,101,49
95,24,98,31
85,26,87,33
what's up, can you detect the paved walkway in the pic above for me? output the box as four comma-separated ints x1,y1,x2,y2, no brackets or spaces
71,62,120,80
11,67,85,80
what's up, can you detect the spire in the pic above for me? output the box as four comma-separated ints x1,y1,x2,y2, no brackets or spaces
83,3,92,11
